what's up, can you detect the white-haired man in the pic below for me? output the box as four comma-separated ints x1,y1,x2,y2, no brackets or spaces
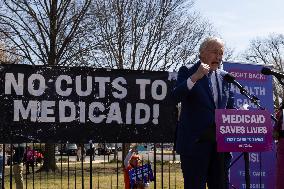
173,37,235,189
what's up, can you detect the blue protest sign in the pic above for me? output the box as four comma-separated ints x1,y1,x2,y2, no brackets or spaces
128,163,154,188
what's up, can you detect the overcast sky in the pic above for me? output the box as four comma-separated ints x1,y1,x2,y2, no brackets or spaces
193,0,284,54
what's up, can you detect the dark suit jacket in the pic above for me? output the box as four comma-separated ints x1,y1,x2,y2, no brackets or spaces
173,62,234,156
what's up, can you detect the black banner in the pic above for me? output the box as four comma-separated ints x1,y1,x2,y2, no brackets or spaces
0,64,178,143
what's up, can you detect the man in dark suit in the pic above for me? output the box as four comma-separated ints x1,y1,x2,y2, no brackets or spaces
173,37,234,189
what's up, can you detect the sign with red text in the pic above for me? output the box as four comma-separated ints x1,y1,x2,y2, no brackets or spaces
216,109,273,152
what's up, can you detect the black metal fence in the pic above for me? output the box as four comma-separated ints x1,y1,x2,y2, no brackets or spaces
0,143,182,189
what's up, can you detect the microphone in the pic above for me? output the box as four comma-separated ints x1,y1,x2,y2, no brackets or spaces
220,71,248,94
261,67,284,79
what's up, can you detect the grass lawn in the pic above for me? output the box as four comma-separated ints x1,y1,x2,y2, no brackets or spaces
3,161,184,189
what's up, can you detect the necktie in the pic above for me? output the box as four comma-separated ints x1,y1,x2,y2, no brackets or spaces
208,71,222,108
208,71,213,96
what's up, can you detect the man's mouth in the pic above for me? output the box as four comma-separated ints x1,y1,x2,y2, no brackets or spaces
211,62,219,65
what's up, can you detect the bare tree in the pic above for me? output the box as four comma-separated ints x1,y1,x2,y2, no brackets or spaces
0,0,217,170
0,0,92,172
0,0,92,66
223,46,235,62
0,41,21,64
87,0,214,164
88,0,213,71
241,34,284,107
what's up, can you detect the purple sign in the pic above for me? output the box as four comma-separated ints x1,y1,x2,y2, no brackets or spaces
216,109,273,152
223,62,275,189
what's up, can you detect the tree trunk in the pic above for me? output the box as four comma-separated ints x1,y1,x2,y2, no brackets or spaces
122,143,130,167
48,0,58,65
37,143,58,172
113,143,117,161
37,0,59,172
